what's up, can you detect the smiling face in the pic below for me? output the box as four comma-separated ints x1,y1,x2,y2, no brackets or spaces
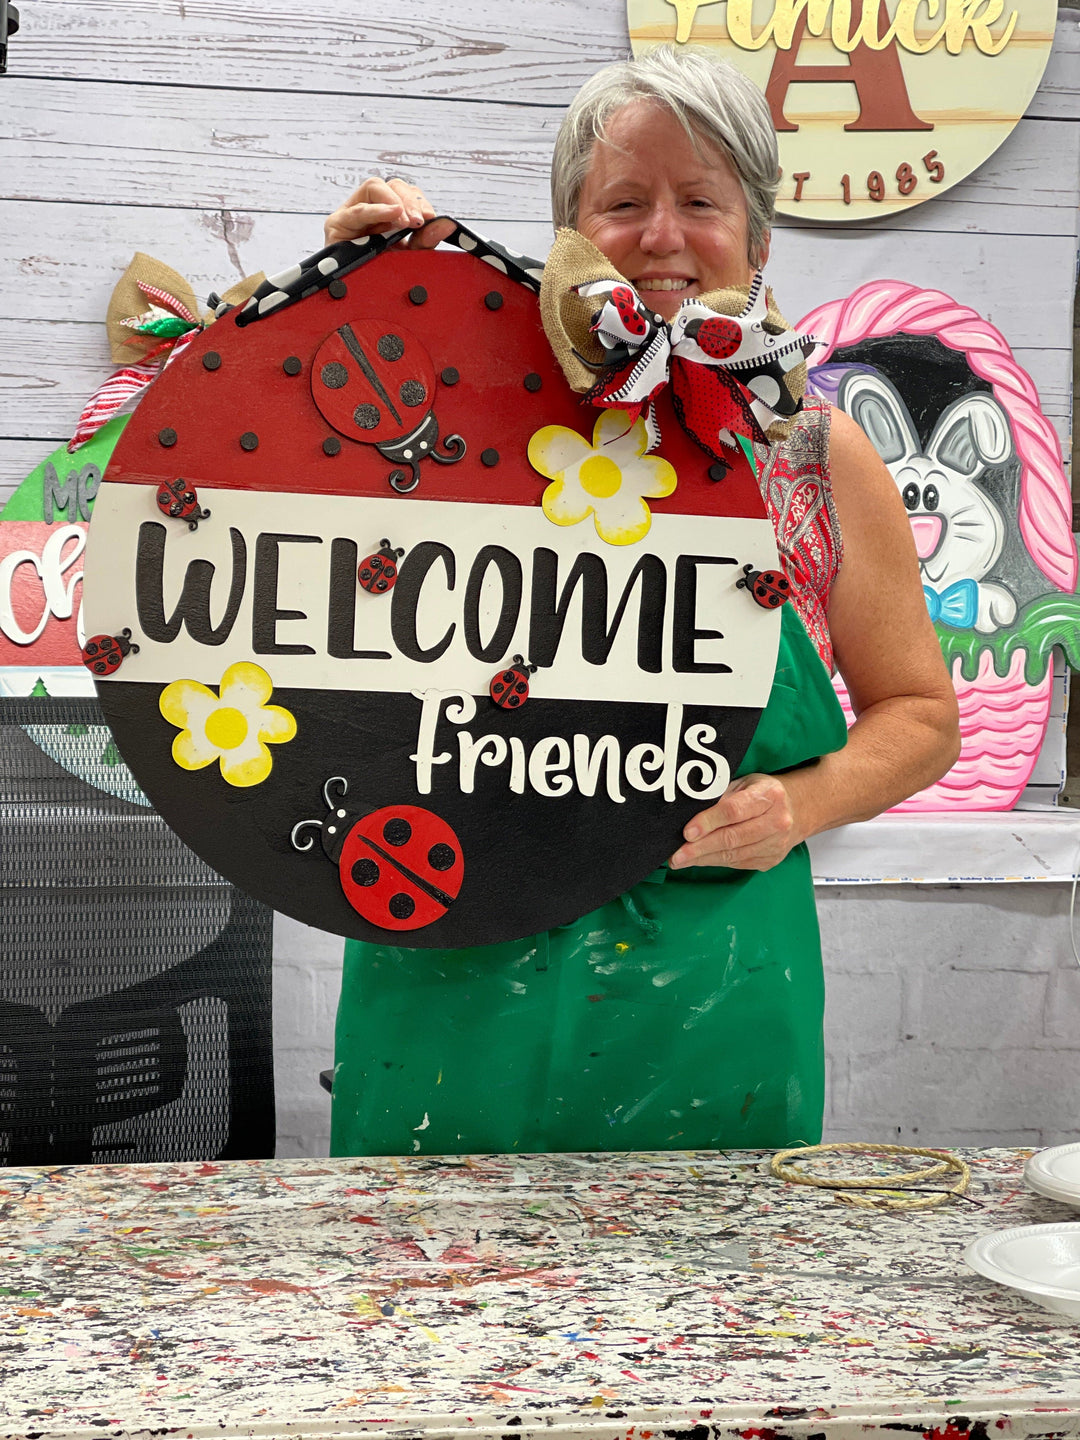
575,100,764,321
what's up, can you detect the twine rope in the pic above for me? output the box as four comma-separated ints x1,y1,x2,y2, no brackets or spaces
771,1141,972,1212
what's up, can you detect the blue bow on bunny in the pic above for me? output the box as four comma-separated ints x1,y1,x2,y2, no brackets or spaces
923,578,978,629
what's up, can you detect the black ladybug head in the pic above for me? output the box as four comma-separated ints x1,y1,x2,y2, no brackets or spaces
290,776,355,863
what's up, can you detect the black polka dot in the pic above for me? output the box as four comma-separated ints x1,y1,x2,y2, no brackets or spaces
202,352,222,371
328,279,348,299
378,333,405,361
523,373,542,392
708,462,729,482
389,893,416,920
399,380,426,407
481,448,499,467
409,286,428,305
282,356,302,376
354,404,380,430
484,291,504,311
240,432,259,451
428,843,455,872
351,858,380,887
383,817,412,846
158,427,177,448
323,436,342,456
440,367,459,386
321,361,348,389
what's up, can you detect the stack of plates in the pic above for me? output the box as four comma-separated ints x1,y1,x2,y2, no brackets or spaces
962,1147,1080,1319
1025,1143,1080,1207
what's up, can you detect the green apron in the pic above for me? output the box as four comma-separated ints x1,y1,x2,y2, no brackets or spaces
331,604,848,1156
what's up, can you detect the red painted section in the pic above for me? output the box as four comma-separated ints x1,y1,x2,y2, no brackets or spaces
104,250,765,522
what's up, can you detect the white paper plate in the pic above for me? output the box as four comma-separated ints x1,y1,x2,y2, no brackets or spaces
1026,1144,1080,1207
965,1223,1080,1319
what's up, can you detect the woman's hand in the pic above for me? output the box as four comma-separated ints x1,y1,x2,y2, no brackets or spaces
670,772,802,872
670,405,961,875
324,177,452,249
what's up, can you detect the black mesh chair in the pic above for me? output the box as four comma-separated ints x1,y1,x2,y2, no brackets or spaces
0,695,275,1165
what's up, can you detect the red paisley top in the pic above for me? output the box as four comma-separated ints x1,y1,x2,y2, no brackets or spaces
758,397,842,673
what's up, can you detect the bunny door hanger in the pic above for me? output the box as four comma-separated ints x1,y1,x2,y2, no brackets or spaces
81,226,785,948
803,278,1079,812
840,373,1017,634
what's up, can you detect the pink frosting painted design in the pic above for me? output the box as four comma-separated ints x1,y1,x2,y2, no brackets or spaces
833,652,1054,812
800,279,1072,811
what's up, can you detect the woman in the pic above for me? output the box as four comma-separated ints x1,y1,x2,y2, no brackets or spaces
324,46,959,1156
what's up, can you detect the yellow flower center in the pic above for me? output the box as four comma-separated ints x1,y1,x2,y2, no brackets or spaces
205,705,248,751
578,454,623,500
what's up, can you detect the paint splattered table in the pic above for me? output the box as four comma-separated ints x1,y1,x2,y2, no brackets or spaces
1,1149,1078,1440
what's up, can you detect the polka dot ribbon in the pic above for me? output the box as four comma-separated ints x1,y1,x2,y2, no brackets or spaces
233,219,546,328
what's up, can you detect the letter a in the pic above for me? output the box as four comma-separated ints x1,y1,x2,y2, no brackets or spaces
765,1,932,132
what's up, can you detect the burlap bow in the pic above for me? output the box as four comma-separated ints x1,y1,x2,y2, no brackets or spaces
70,253,265,452
539,229,814,461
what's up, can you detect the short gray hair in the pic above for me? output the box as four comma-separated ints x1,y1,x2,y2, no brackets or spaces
550,46,779,269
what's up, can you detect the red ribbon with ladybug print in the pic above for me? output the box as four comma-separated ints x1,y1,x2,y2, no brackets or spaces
540,229,815,464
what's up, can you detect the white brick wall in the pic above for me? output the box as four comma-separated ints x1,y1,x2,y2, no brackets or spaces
819,884,1080,1150
272,881,1080,1157
272,916,342,1158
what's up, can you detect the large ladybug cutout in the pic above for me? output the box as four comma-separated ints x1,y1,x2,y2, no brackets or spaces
311,321,464,492
291,778,464,931
82,235,783,948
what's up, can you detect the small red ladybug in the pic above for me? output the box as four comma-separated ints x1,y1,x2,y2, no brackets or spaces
81,628,139,675
358,540,405,594
610,284,649,338
737,564,791,609
291,777,464,931
490,654,537,709
156,477,210,530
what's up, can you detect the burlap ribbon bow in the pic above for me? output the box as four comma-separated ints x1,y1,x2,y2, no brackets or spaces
69,253,264,452
539,228,814,462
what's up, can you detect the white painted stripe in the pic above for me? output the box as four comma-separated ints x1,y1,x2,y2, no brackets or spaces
83,484,780,708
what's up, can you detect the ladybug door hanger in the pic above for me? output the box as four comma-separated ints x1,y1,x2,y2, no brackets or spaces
81,231,782,947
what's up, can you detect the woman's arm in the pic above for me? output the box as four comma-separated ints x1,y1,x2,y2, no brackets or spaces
670,406,961,871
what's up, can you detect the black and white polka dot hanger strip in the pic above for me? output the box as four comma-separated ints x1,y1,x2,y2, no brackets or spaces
228,220,546,330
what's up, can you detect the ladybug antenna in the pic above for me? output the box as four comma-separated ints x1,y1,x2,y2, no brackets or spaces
290,819,322,852
323,775,348,809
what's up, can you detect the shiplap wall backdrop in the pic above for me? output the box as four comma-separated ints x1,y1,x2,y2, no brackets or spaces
2,0,1079,1155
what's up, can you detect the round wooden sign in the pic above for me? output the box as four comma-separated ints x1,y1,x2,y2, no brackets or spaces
82,242,781,947
627,0,1057,222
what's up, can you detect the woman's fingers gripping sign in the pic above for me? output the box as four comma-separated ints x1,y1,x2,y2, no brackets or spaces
324,177,449,250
